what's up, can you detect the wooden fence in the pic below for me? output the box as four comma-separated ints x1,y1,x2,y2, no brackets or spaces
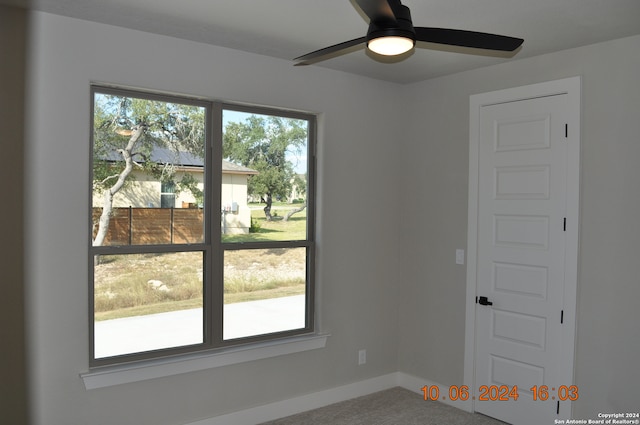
93,207,204,245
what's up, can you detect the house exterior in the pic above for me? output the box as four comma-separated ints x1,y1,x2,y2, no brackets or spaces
220,161,259,234
93,148,258,234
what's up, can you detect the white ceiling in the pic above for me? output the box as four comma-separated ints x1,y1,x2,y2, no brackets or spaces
6,0,640,84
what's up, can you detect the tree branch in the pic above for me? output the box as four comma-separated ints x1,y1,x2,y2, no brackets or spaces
99,174,120,185
93,123,147,246
283,204,306,222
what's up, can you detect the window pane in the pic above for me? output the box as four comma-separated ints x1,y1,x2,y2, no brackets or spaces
223,247,306,340
93,252,204,358
222,110,308,242
92,92,206,246
160,181,176,208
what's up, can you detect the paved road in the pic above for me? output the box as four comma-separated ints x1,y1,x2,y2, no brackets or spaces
94,295,305,358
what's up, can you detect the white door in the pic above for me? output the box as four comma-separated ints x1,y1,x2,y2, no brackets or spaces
473,93,572,424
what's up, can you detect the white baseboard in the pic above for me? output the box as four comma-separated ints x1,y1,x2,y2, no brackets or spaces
186,373,398,425
185,372,472,425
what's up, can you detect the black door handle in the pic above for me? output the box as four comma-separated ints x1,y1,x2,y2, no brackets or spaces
477,296,493,306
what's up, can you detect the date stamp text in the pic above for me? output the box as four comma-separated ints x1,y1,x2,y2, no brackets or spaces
421,384,579,402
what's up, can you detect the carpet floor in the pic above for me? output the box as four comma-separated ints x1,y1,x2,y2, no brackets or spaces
259,387,508,425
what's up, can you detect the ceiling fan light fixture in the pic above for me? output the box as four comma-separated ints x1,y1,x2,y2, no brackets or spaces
367,35,415,56
293,0,523,66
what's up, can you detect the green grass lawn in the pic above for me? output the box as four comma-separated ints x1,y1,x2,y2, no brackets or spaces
95,206,308,321
222,203,307,243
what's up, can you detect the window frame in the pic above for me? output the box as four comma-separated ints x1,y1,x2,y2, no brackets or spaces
89,86,316,368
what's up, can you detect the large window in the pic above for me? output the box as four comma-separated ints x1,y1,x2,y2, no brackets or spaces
90,87,315,366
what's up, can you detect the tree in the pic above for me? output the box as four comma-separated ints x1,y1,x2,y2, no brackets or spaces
223,115,307,221
92,93,205,246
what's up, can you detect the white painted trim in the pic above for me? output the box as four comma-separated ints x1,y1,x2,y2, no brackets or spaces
464,89,481,412
81,333,329,390
186,373,399,425
464,76,581,416
559,76,581,418
184,372,471,425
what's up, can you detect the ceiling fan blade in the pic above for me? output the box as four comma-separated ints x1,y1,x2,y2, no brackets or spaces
415,27,523,51
353,0,399,23
294,37,367,65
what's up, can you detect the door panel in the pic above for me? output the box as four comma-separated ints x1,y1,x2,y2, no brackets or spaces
474,94,568,424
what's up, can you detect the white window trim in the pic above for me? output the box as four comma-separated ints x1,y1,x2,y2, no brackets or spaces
81,333,329,389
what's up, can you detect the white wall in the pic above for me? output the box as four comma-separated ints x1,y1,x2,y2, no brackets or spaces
24,12,402,425
398,34,640,418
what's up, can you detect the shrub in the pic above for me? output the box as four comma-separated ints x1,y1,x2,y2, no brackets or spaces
249,218,261,233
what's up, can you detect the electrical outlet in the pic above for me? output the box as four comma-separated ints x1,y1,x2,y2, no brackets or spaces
358,349,367,365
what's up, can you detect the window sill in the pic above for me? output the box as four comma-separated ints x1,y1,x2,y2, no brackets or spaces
81,333,329,389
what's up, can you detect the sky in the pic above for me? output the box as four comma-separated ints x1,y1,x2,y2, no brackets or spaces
223,109,308,175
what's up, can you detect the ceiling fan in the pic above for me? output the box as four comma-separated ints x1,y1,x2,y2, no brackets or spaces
294,0,523,65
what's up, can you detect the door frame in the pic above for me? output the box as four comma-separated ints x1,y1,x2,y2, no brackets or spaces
463,76,581,416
